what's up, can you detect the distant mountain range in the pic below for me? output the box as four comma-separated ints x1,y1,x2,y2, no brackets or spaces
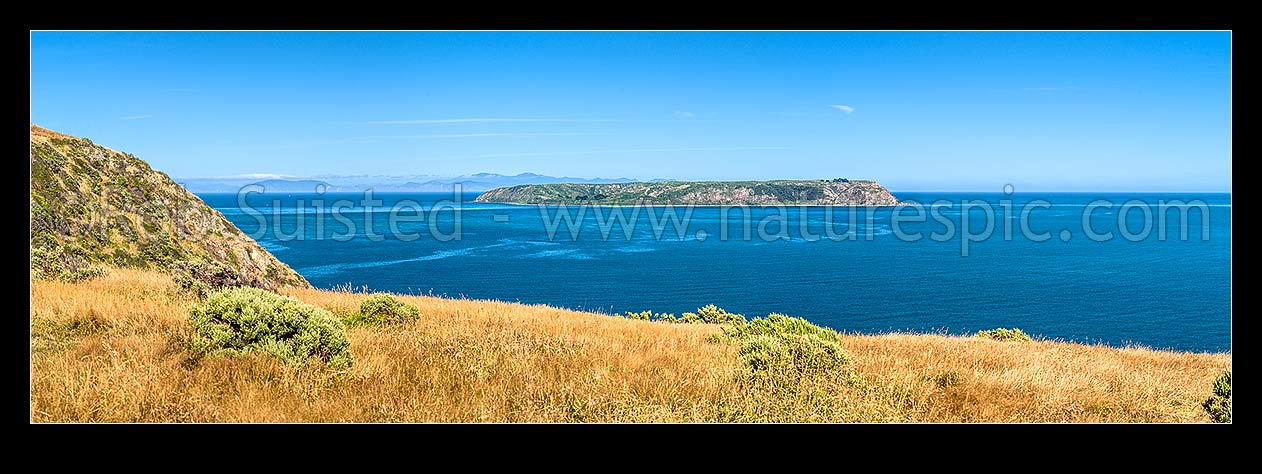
176,173,669,193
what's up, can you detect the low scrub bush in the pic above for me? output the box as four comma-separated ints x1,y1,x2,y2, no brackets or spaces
350,293,421,326
31,246,106,282
619,310,671,321
975,327,1032,342
715,313,850,391
621,307,850,387
171,260,251,298
618,305,745,324
683,304,747,324
739,333,848,375
1204,370,1231,423
188,287,352,368
719,313,841,342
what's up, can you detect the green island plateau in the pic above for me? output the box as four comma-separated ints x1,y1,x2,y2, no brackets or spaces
474,179,903,206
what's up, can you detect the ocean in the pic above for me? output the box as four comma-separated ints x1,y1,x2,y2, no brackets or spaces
198,191,1231,353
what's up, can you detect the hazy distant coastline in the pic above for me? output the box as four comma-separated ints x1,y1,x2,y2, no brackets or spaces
176,173,665,193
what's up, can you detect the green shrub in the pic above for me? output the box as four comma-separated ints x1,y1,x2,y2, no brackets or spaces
683,304,747,324
975,327,1032,342
668,312,697,324
739,333,848,375
188,287,352,368
719,313,840,342
618,310,671,321
351,293,421,325
620,310,651,321
171,259,251,298
61,264,106,282
31,245,106,282
1204,370,1231,423
618,306,745,325
713,313,849,391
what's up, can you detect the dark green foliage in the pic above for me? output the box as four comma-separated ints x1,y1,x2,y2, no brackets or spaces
719,313,841,342
713,313,849,391
751,183,824,203
666,313,697,324
109,248,143,268
619,310,657,321
683,304,747,324
188,287,352,368
171,259,255,298
739,333,848,375
1204,370,1231,423
350,293,421,325
31,245,106,282
975,328,1032,342
617,305,745,325
930,371,963,388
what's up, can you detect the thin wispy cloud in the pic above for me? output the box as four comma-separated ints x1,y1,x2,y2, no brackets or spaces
399,132,610,139
119,115,152,120
673,110,695,119
446,146,789,160
828,104,855,114
261,132,613,150
356,118,604,125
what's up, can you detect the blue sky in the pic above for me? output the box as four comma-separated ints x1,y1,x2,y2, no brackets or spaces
30,31,1230,191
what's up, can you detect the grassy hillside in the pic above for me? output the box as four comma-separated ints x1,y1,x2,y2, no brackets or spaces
30,269,1229,422
474,179,902,206
29,125,307,289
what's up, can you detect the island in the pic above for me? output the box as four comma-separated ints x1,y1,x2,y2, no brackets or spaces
473,179,902,206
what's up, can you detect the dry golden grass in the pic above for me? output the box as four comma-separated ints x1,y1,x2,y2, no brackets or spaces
841,334,1229,422
30,269,1230,422
31,124,76,141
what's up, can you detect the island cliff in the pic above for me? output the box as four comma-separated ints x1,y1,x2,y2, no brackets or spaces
474,179,902,206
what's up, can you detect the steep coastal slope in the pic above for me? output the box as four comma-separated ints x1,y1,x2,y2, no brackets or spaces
474,179,901,206
29,125,307,289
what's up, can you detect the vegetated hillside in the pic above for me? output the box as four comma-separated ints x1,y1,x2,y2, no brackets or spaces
474,179,902,206
30,269,1230,422
29,125,307,289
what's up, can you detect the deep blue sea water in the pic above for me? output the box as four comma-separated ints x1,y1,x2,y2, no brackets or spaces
199,191,1231,353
